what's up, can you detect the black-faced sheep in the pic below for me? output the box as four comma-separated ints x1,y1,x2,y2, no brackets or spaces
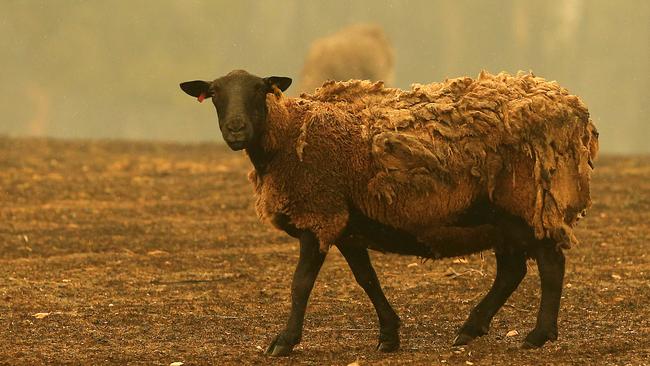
179,69,598,356
297,23,394,94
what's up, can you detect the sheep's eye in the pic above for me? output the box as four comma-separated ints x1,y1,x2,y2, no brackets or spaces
208,86,221,100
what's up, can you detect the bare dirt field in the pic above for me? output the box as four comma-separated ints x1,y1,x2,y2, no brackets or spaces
0,137,648,365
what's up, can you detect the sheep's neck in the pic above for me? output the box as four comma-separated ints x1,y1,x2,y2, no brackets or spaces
246,94,294,175
245,142,271,175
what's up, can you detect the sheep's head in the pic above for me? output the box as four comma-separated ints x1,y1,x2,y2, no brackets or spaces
180,70,292,151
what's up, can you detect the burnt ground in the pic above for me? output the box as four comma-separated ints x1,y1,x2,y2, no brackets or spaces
0,137,648,365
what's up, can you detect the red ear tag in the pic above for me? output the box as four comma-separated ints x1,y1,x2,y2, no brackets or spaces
197,93,206,103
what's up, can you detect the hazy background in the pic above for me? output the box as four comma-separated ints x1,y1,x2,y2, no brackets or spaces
1,0,648,153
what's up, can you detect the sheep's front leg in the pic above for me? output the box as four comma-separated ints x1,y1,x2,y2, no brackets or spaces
266,231,326,356
337,243,401,352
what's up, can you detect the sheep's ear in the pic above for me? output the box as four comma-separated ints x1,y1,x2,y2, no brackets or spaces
264,76,292,92
180,80,213,103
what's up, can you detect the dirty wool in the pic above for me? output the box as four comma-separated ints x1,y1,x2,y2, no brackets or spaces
252,71,598,254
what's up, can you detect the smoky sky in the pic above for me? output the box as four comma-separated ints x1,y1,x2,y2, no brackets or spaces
0,0,648,153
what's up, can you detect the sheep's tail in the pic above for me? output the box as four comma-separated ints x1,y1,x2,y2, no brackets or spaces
586,118,599,169
536,96,598,250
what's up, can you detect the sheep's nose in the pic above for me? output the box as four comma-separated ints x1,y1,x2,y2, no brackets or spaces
227,118,246,133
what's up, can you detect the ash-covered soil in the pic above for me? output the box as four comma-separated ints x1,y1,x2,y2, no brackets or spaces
0,137,648,365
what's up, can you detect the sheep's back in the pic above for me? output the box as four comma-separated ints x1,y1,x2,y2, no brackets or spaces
303,71,598,248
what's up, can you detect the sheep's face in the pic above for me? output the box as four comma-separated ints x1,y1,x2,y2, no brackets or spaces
180,70,292,151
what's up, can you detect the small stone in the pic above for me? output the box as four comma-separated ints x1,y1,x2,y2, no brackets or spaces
506,330,519,337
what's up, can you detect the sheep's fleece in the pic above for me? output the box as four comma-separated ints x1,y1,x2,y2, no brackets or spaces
297,23,394,94
252,71,599,253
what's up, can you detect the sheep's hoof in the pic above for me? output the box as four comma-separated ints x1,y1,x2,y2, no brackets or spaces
452,333,475,346
265,334,296,357
453,323,488,346
376,339,399,353
521,328,557,349
376,332,400,353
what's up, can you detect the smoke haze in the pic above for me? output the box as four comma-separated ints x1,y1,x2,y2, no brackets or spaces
0,0,647,153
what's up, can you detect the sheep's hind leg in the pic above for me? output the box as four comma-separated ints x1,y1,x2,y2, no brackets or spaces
337,243,401,352
266,231,327,356
522,241,565,348
453,247,527,346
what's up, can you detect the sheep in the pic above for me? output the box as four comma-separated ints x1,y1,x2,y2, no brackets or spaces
179,69,598,356
297,23,394,94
